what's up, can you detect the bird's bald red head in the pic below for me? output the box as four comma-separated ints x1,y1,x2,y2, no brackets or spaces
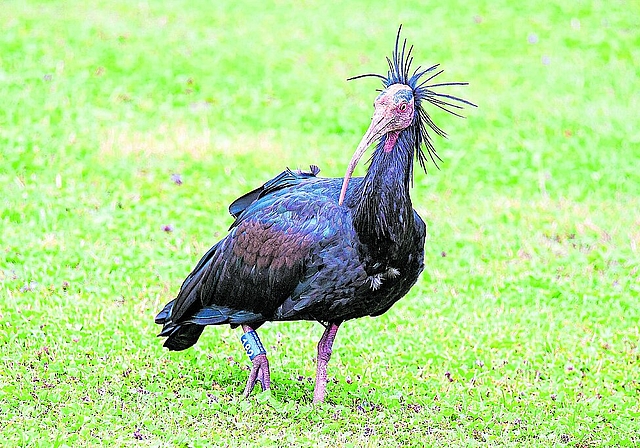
338,84,415,205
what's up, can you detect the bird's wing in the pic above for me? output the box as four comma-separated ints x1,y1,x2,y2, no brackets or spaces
163,177,357,326
228,166,320,219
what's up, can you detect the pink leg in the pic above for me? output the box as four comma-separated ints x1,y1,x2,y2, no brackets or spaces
241,325,270,398
313,323,340,403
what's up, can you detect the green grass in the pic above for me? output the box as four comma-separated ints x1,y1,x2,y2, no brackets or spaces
1,0,639,446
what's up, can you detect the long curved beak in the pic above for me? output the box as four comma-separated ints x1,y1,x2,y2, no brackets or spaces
338,111,391,205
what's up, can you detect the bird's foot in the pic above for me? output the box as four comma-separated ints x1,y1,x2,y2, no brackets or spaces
242,353,271,398
313,323,341,403
240,327,270,398
312,375,328,403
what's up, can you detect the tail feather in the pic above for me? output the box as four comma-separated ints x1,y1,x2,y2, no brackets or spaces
162,324,205,351
156,303,266,350
188,306,265,326
155,301,173,324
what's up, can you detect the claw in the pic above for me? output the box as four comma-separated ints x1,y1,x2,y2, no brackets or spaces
240,325,271,398
242,353,270,397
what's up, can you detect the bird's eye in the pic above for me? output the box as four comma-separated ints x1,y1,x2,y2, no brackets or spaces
398,103,408,112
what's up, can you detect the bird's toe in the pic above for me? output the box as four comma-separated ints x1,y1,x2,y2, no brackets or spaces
243,353,271,397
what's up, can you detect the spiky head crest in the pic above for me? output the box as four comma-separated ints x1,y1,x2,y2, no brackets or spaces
349,25,476,172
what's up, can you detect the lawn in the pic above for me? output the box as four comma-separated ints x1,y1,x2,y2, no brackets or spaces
1,0,639,446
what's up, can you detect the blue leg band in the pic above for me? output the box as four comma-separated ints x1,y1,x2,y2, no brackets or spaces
240,330,266,361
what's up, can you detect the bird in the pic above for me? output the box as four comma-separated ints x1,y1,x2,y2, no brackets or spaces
155,26,475,403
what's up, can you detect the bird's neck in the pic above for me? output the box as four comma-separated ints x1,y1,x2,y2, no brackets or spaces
350,130,416,251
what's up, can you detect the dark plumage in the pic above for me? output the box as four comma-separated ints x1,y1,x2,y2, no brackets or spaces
155,27,475,402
